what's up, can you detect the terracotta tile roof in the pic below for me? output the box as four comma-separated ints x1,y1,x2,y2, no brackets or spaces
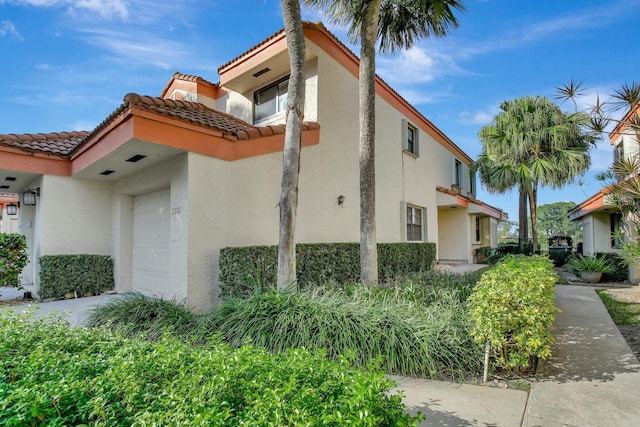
0,131,89,157
118,93,318,141
0,92,319,158
159,71,218,98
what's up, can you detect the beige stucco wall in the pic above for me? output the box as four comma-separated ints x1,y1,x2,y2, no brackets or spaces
437,207,469,262
38,175,112,256
581,212,617,255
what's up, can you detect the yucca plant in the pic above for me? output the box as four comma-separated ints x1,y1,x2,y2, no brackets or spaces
568,254,614,273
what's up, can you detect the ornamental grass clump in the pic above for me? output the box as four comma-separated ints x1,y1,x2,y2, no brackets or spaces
204,286,483,379
468,255,558,372
85,293,199,340
88,272,485,379
1,310,421,426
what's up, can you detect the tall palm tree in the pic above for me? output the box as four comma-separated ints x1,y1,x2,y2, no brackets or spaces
277,0,306,289
307,0,464,285
475,96,594,253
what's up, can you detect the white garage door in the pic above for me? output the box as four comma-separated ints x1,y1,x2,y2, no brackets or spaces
132,188,171,297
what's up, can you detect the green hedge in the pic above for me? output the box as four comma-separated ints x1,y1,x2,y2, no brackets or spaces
0,311,421,426
39,254,114,299
219,242,436,298
0,233,28,287
468,255,557,372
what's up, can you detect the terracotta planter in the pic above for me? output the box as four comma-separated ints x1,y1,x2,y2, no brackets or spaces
579,271,603,284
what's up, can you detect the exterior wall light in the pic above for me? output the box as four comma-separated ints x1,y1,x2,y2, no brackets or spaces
338,195,345,207
22,188,39,206
6,203,18,215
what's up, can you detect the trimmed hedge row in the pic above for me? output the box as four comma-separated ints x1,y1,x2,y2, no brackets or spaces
0,233,28,287
0,311,421,426
39,254,114,299
468,255,557,372
219,242,436,298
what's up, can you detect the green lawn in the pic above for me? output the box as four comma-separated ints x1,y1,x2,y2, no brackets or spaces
598,290,640,326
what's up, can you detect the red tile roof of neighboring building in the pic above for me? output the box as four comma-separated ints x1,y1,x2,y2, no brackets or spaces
0,131,89,157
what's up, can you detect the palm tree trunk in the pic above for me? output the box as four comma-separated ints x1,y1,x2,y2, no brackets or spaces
518,185,528,251
277,0,305,290
528,182,539,254
359,0,382,286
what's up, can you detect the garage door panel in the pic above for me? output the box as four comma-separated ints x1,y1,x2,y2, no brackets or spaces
132,188,171,297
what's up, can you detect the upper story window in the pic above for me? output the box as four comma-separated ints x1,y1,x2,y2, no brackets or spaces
402,119,419,157
469,169,475,195
254,77,288,123
454,159,463,188
406,205,423,241
614,140,624,163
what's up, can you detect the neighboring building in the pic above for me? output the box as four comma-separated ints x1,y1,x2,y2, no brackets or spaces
569,104,640,282
0,22,506,311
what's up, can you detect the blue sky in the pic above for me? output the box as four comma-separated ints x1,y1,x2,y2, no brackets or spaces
2,0,640,221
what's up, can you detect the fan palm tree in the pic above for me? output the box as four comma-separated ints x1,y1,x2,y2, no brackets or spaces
277,0,306,289
307,0,464,285
475,96,594,253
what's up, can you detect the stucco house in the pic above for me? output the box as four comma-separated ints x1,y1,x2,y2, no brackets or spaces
0,22,505,311
569,104,640,282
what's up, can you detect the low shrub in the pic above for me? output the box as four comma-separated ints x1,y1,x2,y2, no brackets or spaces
39,254,114,299
0,233,28,287
0,311,421,426
474,246,492,263
468,255,557,372
219,242,436,298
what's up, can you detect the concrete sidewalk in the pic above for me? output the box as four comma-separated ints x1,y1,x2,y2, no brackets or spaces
524,285,640,426
3,282,640,426
394,284,640,426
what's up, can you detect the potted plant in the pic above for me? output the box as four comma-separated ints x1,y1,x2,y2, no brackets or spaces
567,254,613,283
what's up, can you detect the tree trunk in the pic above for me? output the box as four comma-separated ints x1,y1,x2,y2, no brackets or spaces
277,0,305,290
528,182,539,254
359,0,382,286
518,185,528,252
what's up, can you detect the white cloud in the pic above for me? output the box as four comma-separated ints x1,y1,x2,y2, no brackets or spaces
456,0,639,59
3,0,129,20
0,20,22,39
378,46,464,85
78,27,197,70
457,110,494,126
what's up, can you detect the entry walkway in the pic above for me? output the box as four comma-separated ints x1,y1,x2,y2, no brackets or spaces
395,284,640,426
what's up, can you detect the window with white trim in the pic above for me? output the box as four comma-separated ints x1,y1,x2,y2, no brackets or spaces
406,205,423,241
402,120,419,156
254,77,289,122
454,159,463,187
614,140,624,163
